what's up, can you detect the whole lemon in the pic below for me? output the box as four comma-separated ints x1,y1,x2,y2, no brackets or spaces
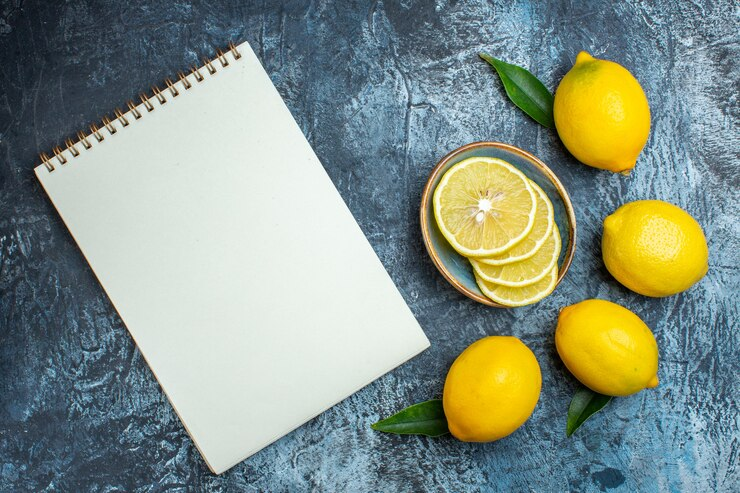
553,51,650,173
602,200,709,297
556,299,659,396
443,336,541,442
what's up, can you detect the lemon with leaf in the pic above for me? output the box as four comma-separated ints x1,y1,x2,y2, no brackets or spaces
372,336,543,441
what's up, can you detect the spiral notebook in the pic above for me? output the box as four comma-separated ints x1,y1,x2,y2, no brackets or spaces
34,41,429,474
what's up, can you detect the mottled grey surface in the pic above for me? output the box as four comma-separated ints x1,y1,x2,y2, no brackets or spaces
0,0,738,491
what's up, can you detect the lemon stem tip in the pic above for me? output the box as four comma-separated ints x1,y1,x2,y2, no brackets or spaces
575,51,594,65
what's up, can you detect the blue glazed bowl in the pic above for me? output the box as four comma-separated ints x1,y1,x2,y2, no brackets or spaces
420,142,577,307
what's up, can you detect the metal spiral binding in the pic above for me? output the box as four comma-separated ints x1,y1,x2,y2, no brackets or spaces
39,41,242,172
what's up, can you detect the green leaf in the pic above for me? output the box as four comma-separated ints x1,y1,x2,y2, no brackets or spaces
479,53,555,128
566,386,613,437
371,399,449,437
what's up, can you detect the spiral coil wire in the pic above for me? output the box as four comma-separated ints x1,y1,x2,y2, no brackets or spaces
40,42,242,172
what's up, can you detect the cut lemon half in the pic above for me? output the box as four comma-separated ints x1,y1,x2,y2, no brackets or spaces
475,266,558,307
477,180,554,266
471,224,561,287
433,157,536,257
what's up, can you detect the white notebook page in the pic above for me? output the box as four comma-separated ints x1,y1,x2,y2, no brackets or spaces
35,41,429,474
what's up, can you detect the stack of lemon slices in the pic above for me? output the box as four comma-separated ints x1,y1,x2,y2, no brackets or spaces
433,157,561,307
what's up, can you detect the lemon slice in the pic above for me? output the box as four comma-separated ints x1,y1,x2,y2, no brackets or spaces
475,265,559,307
433,157,536,257
470,224,561,287
477,180,554,266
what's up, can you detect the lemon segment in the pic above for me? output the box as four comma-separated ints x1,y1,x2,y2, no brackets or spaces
475,265,558,307
471,224,561,287
433,157,536,257
477,180,555,266
555,299,659,396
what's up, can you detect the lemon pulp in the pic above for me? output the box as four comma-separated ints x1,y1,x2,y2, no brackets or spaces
477,180,554,266
433,157,536,257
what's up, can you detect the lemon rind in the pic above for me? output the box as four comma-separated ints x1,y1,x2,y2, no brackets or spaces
474,266,558,307
469,224,561,287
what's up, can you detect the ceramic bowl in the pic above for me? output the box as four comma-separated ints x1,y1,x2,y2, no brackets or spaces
420,142,577,307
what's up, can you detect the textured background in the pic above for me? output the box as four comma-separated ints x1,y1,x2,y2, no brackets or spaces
1,0,738,491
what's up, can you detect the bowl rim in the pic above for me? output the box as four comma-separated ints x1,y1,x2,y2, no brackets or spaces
420,141,578,307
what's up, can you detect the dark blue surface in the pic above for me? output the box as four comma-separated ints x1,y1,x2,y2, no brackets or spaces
1,1,738,491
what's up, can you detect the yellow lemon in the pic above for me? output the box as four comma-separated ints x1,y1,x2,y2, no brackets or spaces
553,51,650,173
443,336,541,442
555,299,659,396
602,200,709,297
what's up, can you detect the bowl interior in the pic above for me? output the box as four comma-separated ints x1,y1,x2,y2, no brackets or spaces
421,142,576,306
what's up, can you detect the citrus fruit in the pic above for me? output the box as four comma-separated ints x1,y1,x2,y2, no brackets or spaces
443,336,541,442
477,180,554,266
555,299,659,396
553,51,650,173
471,224,561,287
602,200,708,297
433,157,536,257
475,264,557,307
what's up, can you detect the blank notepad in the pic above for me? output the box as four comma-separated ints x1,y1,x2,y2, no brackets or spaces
35,41,429,474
